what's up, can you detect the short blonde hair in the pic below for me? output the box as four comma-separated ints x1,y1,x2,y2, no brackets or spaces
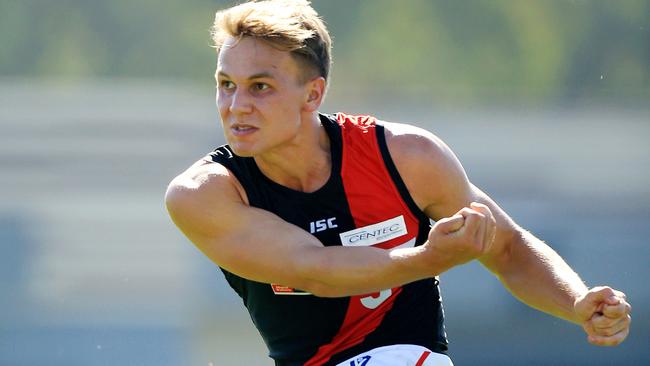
211,0,332,83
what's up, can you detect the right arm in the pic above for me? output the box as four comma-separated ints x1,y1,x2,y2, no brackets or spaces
164,160,486,297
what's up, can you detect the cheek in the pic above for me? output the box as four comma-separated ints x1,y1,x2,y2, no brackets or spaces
216,95,229,116
271,91,304,117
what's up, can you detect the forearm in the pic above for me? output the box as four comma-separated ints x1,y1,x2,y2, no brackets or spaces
297,244,433,297
197,222,437,298
302,205,489,297
493,229,588,323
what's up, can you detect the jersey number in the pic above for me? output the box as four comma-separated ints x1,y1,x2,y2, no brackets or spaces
360,289,391,309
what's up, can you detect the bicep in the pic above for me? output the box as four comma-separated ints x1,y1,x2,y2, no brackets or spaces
425,177,521,274
165,165,325,291
384,126,521,274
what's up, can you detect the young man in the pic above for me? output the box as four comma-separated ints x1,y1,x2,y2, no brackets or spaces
165,1,631,365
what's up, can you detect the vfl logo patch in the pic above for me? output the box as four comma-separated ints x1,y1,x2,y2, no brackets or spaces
349,355,371,366
339,216,407,247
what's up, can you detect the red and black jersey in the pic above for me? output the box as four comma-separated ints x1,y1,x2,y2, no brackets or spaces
207,113,448,366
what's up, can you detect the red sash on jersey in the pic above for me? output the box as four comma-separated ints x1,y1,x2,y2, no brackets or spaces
305,113,423,366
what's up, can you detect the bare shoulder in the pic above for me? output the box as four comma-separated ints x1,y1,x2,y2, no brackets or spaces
382,122,456,166
165,159,246,235
381,121,473,219
383,122,523,273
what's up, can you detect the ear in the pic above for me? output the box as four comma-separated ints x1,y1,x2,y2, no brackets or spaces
302,77,326,112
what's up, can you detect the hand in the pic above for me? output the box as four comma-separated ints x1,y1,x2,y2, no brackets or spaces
425,202,497,272
574,286,631,346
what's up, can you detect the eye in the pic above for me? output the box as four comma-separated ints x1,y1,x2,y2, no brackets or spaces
252,82,270,92
220,80,235,90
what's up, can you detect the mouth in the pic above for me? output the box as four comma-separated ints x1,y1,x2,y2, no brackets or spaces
230,124,258,136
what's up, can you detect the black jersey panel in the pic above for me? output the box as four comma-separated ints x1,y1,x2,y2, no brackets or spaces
207,114,360,363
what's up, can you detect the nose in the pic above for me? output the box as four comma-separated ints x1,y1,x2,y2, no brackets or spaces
228,89,253,115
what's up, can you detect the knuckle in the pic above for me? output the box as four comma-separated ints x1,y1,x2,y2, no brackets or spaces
601,286,614,294
614,332,627,344
600,340,614,346
599,336,618,346
459,207,474,215
589,336,605,346
463,210,477,219
592,318,608,328
604,304,622,316
600,328,617,337
591,285,615,297
461,217,476,230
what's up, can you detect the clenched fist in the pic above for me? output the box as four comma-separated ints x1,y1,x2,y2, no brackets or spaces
574,286,631,346
424,202,497,273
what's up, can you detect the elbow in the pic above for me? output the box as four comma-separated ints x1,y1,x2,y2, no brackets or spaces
482,225,522,276
165,179,185,213
164,180,181,215
303,276,353,297
291,248,349,298
164,178,195,222
303,282,344,298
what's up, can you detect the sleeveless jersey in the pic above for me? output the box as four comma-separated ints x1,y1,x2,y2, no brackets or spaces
207,113,448,366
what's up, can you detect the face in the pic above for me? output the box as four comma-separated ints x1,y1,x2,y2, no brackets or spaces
215,36,315,157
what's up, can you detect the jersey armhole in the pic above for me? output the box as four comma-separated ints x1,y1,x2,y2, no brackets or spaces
204,146,254,207
374,123,431,226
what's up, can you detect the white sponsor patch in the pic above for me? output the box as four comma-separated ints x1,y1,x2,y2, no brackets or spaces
339,216,407,247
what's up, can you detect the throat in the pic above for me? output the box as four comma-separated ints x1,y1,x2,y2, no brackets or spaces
255,152,332,193
254,116,333,193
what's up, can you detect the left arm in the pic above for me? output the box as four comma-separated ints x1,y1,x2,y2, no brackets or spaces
466,186,630,346
383,121,631,346
473,188,630,346
469,185,588,324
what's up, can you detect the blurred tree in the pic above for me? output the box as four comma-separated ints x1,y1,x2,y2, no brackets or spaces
0,0,647,106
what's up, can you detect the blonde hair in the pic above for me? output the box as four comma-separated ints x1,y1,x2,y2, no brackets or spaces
211,0,332,83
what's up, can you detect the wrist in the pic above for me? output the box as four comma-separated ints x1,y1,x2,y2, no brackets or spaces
392,241,451,279
388,245,433,281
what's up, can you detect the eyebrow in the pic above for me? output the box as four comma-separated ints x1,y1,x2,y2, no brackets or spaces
216,71,275,80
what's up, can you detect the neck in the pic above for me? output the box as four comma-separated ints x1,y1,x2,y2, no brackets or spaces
254,113,331,193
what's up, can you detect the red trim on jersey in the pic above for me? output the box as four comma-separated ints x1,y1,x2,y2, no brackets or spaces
304,113,423,366
415,350,432,366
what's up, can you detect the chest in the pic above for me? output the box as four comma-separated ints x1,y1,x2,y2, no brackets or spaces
247,171,422,250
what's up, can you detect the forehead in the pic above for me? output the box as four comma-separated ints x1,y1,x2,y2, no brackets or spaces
216,36,300,80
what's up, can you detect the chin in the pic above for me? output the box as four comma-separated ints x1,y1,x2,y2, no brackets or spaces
228,143,257,158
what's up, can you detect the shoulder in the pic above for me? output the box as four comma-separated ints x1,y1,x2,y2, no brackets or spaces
381,121,454,165
380,121,473,219
165,159,247,233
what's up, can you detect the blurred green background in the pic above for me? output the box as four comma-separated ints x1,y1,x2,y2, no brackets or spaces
2,0,648,106
1,1,648,365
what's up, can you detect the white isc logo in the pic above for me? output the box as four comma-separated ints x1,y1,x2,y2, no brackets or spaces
309,217,338,234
